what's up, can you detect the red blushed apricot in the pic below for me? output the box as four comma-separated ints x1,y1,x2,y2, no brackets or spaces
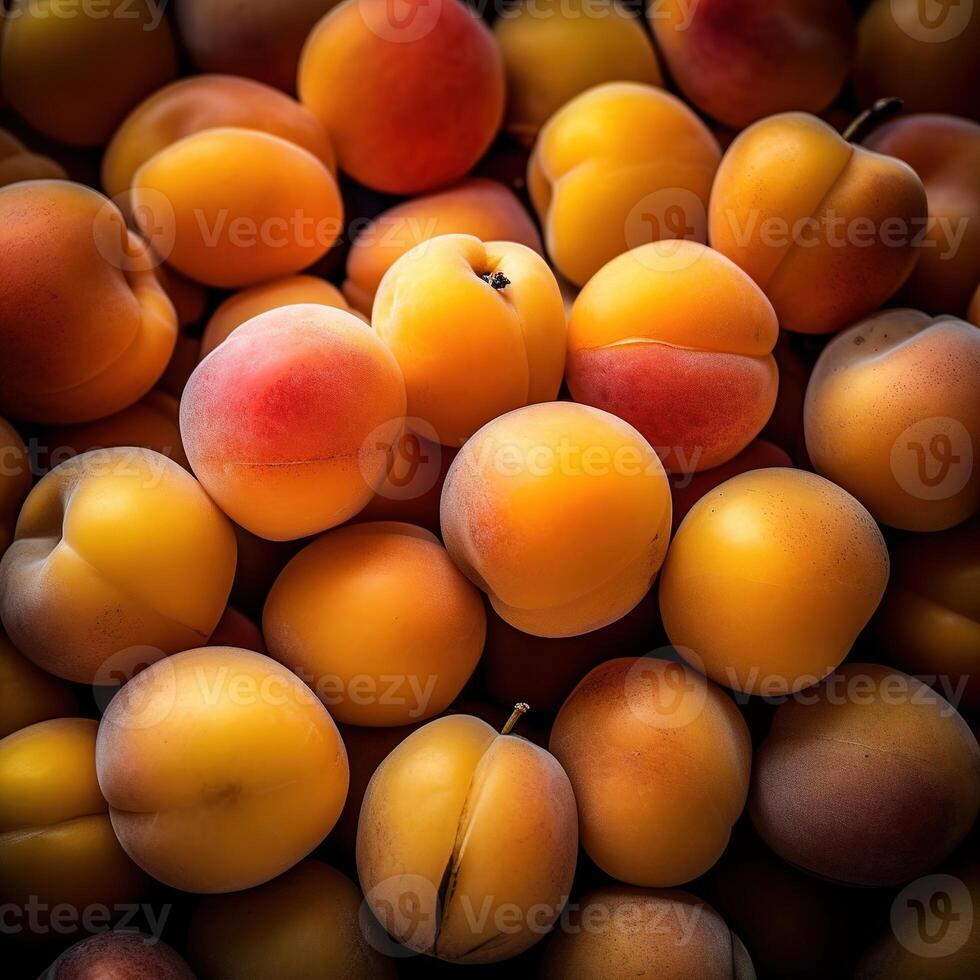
343,178,542,315
298,0,505,194
132,128,344,288
567,241,779,473
0,417,31,557
102,74,336,201
0,0,177,147
0,181,176,424
207,607,266,655
0,128,66,187
750,664,980,887
43,933,195,980
181,304,406,540
0,630,77,739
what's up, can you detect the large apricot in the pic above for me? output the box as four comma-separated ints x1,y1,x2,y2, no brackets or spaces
750,663,980,887
0,416,30,556
0,128,66,187
180,305,406,540
96,647,349,893
441,402,672,638
528,82,721,285
550,657,751,887
0,448,236,684
0,630,77,739
373,234,566,446
298,0,504,194
659,468,889,695
567,240,779,472
357,708,578,963
0,181,176,424
804,309,980,531
264,522,486,726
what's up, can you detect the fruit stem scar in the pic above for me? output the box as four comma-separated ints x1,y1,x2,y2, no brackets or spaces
501,702,529,735
480,271,511,290
842,97,904,144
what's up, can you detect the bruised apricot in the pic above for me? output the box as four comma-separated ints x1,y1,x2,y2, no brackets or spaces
0,416,30,557
0,630,77,739
0,128,66,187
441,402,672,638
567,240,779,473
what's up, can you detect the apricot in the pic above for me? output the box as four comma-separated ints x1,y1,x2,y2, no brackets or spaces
750,663,980,887
207,607,265,655
441,402,672,638
709,110,928,334
494,0,662,146
42,932,194,980
528,82,721,286
567,240,779,473
0,181,176,424
804,310,980,531
660,468,889,695
132,128,343,288
0,416,31,556
343,178,542,315
373,234,566,446
649,0,854,129
357,707,578,963
201,274,352,359
299,0,504,194
0,128,66,187
186,859,395,979
0,630,77,739
875,519,980,712
865,114,980,316
540,886,754,979
264,522,486,726
0,0,177,146
102,74,337,201
0,719,146,931
0,447,236,684
96,646,349,893
180,305,406,540
550,657,750,887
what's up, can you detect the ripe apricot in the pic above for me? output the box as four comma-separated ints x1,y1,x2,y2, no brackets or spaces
660,468,889,695
343,178,542,315
374,234,567,446
357,708,578,963
441,402,672,637
299,0,504,194
132,128,343,288
0,630,77,739
0,128,66,187
550,657,751,886
42,932,194,980
180,305,406,540
567,240,779,472
750,663,980,887
96,646,349,893
0,416,30,556
0,448,236,684
0,181,176,424
528,82,721,286
804,310,980,531
264,522,486,726
709,110,928,334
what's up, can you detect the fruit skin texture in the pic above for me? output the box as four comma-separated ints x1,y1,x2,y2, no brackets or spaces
0,128,66,187
357,712,578,964
132,127,344,288
441,402,672,638
864,114,980,317
529,82,721,286
0,180,177,424
298,0,505,194
343,178,542,315
373,234,567,447
660,467,889,696
566,240,779,473
0,718,146,926
494,0,662,147
0,630,77,739
96,646,350,893
0,416,31,557
0,0,177,146
550,658,751,887
540,886,755,979
263,522,486,726
180,304,406,541
709,112,928,334
804,310,980,531
42,932,195,980
750,663,980,888
103,74,337,200
0,447,236,685
649,0,854,130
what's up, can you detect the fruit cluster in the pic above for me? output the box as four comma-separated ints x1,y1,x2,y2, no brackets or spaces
0,1,978,977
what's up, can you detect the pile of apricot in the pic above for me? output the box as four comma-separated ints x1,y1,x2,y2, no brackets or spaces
1,1,978,977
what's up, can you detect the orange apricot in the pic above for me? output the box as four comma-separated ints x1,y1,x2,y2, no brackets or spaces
0,416,31,556
0,128,66,187
0,630,77,739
